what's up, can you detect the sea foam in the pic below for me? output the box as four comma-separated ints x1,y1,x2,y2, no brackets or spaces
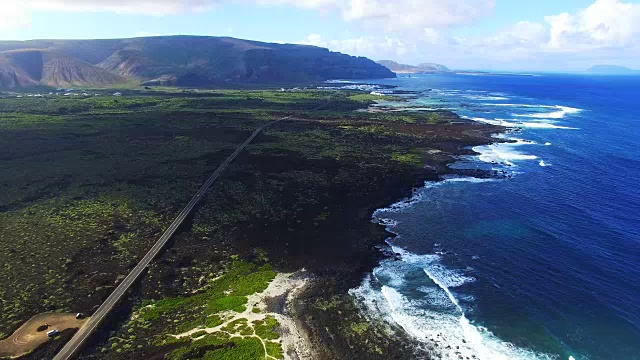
352,248,555,360
373,177,494,216
463,95,510,101
462,116,579,130
519,122,578,130
352,88,580,359
351,178,557,360
472,140,538,167
513,105,581,119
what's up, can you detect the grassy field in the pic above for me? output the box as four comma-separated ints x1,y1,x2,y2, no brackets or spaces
0,87,498,359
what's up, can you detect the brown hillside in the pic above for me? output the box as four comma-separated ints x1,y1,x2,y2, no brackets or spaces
0,55,39,89
97,49,161,79
0,49,125,88
40,51,124,87
0,36,394,88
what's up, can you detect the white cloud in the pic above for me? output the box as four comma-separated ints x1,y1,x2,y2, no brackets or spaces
0,0,221,26
24,0,219,15
308,0,640,70
0,3,31,30
483,21,548,49
456,0,640,59
545,0,640,50
259,0,495,31
423,28,442,44
301,34,414,58
1,0,495,24
0,0,494,32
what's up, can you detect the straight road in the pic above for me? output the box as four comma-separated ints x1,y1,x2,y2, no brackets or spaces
53,100,330,360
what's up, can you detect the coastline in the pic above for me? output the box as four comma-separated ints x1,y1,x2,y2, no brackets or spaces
334,73,640,360
328,76,581,360
280,91,508,359
0,88,505,360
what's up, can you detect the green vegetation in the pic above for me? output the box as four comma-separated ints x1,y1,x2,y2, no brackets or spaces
0,112,67,129
308,292,420,359
205,315,224,328
130,261,283,359
350,321,370,335
386,144,425,166
0,197,161,331
107,259,281,358
167,334,265,360
138,260,275,325
391,151,423,166
0,87,494,359
190,330,208,339
169,315,285,360
252,316,280,340
257,128,351,160
347,93,388,102
265,341,284,359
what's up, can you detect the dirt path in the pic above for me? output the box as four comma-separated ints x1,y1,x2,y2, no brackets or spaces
0,313,87,358
173,271,312,360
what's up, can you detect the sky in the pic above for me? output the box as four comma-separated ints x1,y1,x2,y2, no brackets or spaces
1,0,639,71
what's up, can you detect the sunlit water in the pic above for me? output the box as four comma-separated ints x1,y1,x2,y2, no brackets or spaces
349,74,640,360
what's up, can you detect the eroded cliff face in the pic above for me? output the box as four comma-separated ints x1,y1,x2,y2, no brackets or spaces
0,36,395,89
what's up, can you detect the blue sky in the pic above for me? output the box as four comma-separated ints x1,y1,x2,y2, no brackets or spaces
1,0,639,71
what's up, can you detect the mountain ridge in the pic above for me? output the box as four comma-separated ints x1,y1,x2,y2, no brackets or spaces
377,60,450,74
586,65,638,75
0,36,395,89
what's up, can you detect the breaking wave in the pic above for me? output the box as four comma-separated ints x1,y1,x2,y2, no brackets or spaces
463,116,579,130
350,85,585,360
351,178,556,360
513,106,581,119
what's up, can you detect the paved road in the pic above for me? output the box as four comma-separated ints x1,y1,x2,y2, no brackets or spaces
52,101,329,360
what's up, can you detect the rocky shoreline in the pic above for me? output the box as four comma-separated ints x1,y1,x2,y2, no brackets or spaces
266,118,505,358
0,89,504,360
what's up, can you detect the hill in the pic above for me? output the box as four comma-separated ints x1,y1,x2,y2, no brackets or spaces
416,62,450,72
0,49,125,89
0,36,394,89
587,65,638,75
377,60,450,74
376,60,421,73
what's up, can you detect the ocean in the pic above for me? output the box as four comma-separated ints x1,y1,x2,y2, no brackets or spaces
349,73,640,360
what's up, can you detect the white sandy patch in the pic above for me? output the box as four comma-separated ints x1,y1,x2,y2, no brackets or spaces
173,271,311,360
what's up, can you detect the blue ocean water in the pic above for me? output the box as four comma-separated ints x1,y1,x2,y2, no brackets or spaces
350,74,640,360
